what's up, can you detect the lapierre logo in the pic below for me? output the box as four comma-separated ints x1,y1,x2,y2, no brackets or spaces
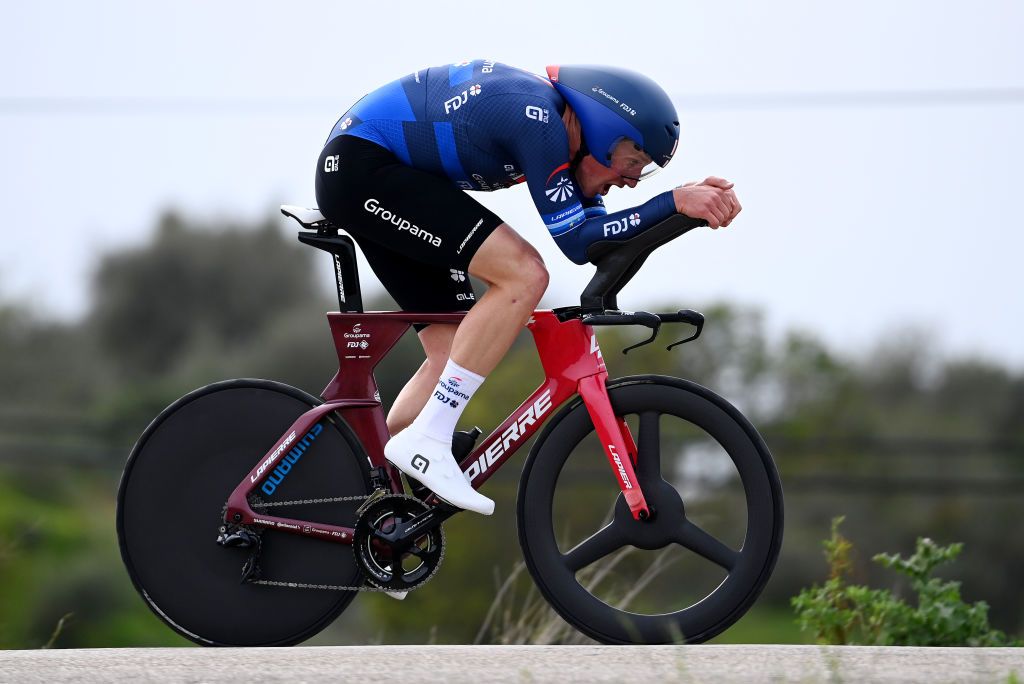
602,213,640,236
333,254,346,303
457,218,484,255
525,105,549,123
260,423,325,495
444,84,482,113
545,176,574,203
364,198,442,247
609,445,633,489
252,431,297,483
464,389,553,481
590,334,603,360
324,155,339,173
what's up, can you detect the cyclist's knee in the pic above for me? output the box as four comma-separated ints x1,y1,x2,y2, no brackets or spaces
518,257,549,303
470,224,548,301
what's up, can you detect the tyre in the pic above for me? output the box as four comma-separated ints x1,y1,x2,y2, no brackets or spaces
116,379,372,646
517,375,783,644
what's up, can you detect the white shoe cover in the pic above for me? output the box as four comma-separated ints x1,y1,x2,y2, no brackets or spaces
384,428,495,515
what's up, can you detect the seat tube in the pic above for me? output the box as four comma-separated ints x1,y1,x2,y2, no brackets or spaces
577,374,650,520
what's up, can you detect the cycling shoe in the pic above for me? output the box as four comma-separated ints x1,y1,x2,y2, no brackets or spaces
384,427,494,516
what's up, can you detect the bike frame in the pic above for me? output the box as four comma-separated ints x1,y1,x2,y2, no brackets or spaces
224,309,648,543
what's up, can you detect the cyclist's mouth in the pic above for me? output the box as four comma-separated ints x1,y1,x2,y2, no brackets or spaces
601,184,612,195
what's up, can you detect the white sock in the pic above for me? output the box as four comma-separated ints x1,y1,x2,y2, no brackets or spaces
410,359,485,442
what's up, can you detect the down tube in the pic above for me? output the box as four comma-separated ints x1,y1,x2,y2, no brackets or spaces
460,379,578,489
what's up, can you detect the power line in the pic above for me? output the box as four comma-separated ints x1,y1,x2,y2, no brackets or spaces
1,88,1023,115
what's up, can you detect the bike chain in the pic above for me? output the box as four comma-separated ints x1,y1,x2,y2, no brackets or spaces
241,492,445,594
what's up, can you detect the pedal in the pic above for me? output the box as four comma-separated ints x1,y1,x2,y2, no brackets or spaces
382,567,408,600
368,465,391,491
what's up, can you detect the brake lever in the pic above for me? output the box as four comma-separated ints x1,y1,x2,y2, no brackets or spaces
581,311,663,355
665,309,705,351
622,319,662,354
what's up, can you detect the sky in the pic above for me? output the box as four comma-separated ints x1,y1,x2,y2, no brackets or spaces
2,1,1022,367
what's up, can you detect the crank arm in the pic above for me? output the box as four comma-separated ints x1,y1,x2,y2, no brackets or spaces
374,501,460,553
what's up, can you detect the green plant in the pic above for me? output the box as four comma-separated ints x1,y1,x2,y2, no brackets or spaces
792,516,1020,646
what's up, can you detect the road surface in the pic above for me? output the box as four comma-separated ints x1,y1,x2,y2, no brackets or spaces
0,645,1021,683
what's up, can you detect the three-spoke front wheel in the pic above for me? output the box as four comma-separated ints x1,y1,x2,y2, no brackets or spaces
517,375,783,644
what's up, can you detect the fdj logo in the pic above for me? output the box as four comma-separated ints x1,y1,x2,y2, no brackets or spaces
324,155,339,173
602,213,640,236
260,423,324,496
444,84,482,113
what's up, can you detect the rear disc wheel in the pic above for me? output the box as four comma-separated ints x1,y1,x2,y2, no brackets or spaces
116,379,372,646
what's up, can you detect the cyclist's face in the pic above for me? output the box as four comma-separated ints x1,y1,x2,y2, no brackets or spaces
575,140,651,197
608,140,653,182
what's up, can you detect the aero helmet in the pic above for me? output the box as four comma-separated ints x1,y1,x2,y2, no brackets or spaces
546,65,680,179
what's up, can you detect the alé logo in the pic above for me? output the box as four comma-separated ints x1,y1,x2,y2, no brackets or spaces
444,84,482,114
545,176,574,203
602,213,641,236
324,155,339,173
525,105,549,123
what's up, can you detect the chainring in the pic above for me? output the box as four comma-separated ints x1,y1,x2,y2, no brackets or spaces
352,494,445,592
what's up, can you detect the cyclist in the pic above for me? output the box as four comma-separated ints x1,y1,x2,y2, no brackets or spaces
315,61,741,515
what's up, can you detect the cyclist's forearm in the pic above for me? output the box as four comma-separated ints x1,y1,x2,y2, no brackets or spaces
552,191,676,264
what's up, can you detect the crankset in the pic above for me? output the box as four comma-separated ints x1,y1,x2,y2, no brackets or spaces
352,494,448,592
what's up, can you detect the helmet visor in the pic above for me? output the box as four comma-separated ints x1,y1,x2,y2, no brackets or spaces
608,137,663,181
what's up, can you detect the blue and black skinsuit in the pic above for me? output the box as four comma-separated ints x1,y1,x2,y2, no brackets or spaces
314,60,677,313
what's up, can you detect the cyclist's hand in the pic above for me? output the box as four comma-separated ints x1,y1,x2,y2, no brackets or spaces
672,177,742,229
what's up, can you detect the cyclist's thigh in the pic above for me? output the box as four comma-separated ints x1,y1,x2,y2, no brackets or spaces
355,238,480,316
315,135,502,270
468,224,547,286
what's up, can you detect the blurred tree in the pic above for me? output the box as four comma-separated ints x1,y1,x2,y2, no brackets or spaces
89,211,324,381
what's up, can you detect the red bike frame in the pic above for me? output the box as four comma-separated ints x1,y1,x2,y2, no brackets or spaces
224,309,648,543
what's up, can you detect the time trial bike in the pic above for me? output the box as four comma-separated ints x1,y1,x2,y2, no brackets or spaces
116,207,784,646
